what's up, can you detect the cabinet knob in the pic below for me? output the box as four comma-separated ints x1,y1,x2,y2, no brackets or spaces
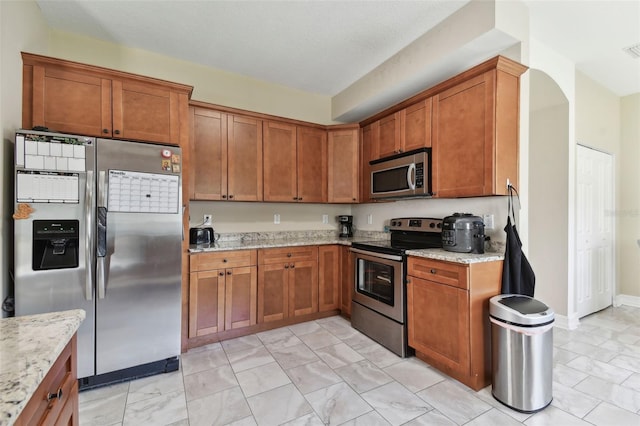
293,197,298,200
223,259,228,263
287,253,292,257
227,271,232,275
222,195,227,199
219,272,224,276
298,197,302,201
46,388,63,401
352,198,356,201
284,264,289,269
430,269,436,274
229,195,234,199
114,130,121,135
102,129,109,134
290,263,295,268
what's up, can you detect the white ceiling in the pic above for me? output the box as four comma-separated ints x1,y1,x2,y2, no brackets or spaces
35,0,640,101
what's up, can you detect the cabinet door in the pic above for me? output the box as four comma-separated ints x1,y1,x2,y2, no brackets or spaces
225,266,258,330
377,112,401,158
297,126,328,203
289,260,318,317
432,72,494,197
318,245,340,311
359,123,378,203
190,107,227,200
228,114,263,201
258,264,289,323
407,277,469,374
189,270,225,337
328,129,359,203
340,246,353,315
112,79,180,144
402,98,432,151
263,121,297,202
28,65,112,137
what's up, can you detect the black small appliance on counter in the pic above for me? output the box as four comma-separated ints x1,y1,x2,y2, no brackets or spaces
337,215,353,238
189,226,215,245
442,213,485,254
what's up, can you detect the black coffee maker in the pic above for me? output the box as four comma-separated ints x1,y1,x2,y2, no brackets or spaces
337,215,353,238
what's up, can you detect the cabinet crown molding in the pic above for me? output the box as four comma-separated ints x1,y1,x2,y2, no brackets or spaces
21,51,193,96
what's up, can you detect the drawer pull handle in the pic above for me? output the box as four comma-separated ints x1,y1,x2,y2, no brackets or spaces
47,388,63,401
430,269,436,274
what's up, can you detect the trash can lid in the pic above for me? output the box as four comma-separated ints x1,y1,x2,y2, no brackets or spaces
489,294,554,326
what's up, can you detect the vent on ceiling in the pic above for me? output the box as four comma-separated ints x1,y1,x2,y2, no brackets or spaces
623,43,640,59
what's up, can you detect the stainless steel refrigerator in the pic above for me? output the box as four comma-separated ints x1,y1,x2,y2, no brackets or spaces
14,130,182,388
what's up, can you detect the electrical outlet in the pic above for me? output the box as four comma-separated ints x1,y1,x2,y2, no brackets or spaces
367,214,373,225
274,214,280,224
322,214,328,224
203,214,212,224
483,214,494,230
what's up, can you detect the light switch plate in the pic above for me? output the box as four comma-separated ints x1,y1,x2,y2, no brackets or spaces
322,214,328,224
274,214,280,224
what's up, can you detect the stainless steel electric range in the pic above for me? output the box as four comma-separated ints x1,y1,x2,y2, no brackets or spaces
350,217,443,357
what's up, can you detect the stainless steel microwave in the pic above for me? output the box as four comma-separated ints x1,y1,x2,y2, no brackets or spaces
370,148,432,199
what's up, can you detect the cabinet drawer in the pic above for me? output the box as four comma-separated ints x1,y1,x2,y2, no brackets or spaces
191,250,257,271
407,257,468,290
258,246,318,265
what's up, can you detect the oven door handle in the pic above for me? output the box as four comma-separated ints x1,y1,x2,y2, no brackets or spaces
349,247,403,262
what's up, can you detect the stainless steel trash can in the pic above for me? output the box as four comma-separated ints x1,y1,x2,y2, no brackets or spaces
490,294,554,413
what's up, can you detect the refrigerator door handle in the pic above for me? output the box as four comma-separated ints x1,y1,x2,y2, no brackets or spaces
85,171,94,300
97,170,108,299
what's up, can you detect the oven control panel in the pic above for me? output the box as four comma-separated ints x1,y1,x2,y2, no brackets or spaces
388,217,443,233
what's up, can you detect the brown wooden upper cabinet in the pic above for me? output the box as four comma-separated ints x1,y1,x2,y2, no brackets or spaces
327,127,359,203
21,52,191,145
359,123,378,203
432,59,526,197
371,98,432,161
190,105,263,201
263,122,327,202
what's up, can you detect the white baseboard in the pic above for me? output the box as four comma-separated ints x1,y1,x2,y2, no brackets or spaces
614,294,640,308
553,313,580,330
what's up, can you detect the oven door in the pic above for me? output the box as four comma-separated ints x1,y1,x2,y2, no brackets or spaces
350,248,404,323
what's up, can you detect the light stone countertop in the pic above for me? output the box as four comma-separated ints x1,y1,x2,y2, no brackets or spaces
0,309,85,426
189,236,356,252
405,248,504,264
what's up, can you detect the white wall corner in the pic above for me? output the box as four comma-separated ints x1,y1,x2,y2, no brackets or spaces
614,294,640,308
553,313,580,330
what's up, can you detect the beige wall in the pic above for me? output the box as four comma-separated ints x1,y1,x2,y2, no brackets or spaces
620,94,640,297
48,30,336,125
0,0,49,315
529,100,570,317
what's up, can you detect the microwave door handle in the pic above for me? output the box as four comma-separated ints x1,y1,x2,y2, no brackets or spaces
407,163,416,190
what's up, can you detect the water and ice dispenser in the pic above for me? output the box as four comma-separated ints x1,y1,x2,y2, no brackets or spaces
32,220,79,270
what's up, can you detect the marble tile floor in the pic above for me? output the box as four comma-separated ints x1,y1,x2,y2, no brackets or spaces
79,305,640,426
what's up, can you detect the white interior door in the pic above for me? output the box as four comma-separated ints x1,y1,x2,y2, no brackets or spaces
576,145,614,318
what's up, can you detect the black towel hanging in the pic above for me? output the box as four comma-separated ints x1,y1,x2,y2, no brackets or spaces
501,184,536,296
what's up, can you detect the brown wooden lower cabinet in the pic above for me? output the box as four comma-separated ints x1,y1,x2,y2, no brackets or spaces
340,245,353,316
406,256,502,391
186,244,346,349
189,250,258,338
16,335,78,426
318,245,340,312
258,246,318,323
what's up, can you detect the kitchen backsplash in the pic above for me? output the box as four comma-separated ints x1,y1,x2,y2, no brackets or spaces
190,195,513,244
